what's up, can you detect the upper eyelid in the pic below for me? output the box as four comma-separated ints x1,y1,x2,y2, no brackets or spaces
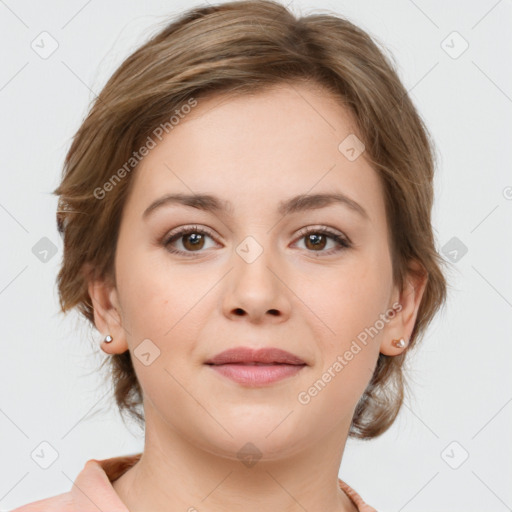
164,224,349,246
295,225,348,238
165,225,217,240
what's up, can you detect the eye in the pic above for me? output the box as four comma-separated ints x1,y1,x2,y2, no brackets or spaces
293,226,351,255
163,225,218,255
162,225,351,257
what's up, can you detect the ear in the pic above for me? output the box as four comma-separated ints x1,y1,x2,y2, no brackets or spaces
380,260,428,356
85,265,129,355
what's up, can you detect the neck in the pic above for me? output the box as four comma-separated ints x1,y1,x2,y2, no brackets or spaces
112,406,358,512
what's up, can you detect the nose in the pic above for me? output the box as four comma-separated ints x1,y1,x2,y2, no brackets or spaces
222,244,292,324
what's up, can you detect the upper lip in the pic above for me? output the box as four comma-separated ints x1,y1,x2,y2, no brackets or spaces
205,347,306,365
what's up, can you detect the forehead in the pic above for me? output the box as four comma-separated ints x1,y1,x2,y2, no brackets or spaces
125,82,384,223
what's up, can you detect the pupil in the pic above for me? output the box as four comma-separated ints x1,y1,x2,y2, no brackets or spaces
184,233,203,250
307,233,326,250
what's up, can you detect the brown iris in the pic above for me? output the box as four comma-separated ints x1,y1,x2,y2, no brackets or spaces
182,233,205,251
306,233,326,249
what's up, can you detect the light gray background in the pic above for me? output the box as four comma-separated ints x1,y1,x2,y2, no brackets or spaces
1,1,511,511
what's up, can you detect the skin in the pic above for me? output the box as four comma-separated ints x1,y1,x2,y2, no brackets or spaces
89,81,427,512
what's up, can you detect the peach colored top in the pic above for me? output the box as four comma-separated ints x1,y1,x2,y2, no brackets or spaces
11,452,377,512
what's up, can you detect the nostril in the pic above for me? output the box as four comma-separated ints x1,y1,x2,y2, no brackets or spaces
267,309,279,316
234,308,245,316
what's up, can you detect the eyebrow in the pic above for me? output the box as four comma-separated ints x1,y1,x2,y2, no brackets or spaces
142,192,369,220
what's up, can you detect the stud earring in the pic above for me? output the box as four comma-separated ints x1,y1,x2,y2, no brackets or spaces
104,334,113,343
392,337,406,348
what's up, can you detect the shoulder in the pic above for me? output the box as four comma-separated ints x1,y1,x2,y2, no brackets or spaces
9,453,141,512
9,491,74,512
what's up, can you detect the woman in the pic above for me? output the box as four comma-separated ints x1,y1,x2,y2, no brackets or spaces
13,1,447,510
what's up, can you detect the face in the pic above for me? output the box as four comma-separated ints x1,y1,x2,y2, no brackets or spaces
92,82,423,460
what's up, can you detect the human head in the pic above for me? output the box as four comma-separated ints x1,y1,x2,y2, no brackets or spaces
54,0,448,440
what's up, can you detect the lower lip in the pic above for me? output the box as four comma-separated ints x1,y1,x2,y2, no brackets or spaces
207,363,305,386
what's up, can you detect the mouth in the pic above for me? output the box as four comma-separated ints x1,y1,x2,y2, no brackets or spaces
204,347,307,386
204,346,306,365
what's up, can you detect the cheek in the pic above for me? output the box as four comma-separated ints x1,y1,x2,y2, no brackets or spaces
294,255,392,344
115,253,211,396
294,265,385,427
115,240,211,337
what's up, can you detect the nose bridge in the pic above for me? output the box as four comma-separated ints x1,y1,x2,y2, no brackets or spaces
222,232,291,321
233,233,278,298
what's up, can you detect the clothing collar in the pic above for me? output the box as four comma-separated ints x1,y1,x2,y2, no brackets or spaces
71,452,375,512
71,452,141,511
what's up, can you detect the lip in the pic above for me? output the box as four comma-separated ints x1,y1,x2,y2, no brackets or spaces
204,347,306,365
204,347,307,387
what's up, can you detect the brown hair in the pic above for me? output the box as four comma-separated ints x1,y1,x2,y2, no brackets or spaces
54,0,449,439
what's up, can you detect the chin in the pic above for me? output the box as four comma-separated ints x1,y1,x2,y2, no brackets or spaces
192,417,310,461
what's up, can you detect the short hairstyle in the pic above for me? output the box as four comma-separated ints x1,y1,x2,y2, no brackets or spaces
54,0,448,439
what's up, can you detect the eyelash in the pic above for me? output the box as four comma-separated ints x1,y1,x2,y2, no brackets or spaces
162,225,351,257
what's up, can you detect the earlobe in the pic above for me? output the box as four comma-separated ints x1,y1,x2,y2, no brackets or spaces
380,336,410,356
391,337,406,349
87,274,129,354
380,261,428,356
